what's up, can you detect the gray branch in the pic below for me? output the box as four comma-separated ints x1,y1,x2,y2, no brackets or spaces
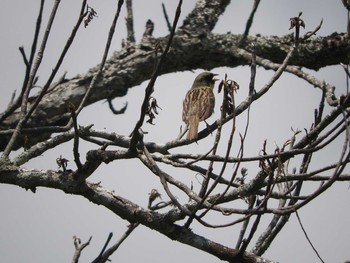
0,32,349,151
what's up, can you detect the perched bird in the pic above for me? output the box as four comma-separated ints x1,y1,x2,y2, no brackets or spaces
182,72,218,140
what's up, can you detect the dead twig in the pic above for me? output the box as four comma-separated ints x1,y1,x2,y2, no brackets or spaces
162,3,172,33
125,0,135,43
91,232,113,263
69,103,82,171
71,235,92,263
241,0,261,43
92,225,139,263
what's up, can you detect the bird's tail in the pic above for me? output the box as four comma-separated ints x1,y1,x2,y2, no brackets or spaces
187,115,199,140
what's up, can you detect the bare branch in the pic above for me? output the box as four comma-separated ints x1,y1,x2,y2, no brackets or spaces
92,225,138,263
18,46,29,67
71,235,92,263
235,196,256,249
125,0,135,43
241,0,261,42
162,3,172,33
295,211,325,263
91,232,113,263
1,2,350,262
69,103,83,171
1,31,348,152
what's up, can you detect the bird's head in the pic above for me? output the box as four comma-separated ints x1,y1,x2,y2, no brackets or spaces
192,72,219,89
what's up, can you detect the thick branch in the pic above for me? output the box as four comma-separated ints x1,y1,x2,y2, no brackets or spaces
0,164,272,263
0,32,349,151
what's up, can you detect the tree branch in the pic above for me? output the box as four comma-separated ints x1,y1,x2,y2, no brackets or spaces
241,0,261,42
125,0,135,43
1,32,348,151
92,225,138,263
71,235,92,263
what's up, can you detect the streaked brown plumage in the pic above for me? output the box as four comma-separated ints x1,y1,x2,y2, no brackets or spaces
182,72,218,140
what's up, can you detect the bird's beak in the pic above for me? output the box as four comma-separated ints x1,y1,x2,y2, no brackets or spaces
212,74,219,82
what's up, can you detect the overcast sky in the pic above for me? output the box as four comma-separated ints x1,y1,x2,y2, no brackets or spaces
0,1,349,262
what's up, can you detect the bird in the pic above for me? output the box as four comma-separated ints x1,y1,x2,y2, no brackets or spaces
182,72,218,140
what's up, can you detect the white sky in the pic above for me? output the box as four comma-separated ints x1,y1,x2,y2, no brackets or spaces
0,1,349,262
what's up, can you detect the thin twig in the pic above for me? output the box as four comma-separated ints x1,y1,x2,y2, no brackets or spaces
241,0,261,42
340,62,350,94
279,133,349,214
238,163,276,254
181,145,215,167
162,2,172,33
18,46,29,67
235,196,256,249
91,232,113,263
295,211,325,263
69,104,83,170
71,235,92,263
301,19,323,41
8,90,17,108
92,224,138,263
248,44,256,97
125,0,135,43
234,52,257,247
239,214,261,255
